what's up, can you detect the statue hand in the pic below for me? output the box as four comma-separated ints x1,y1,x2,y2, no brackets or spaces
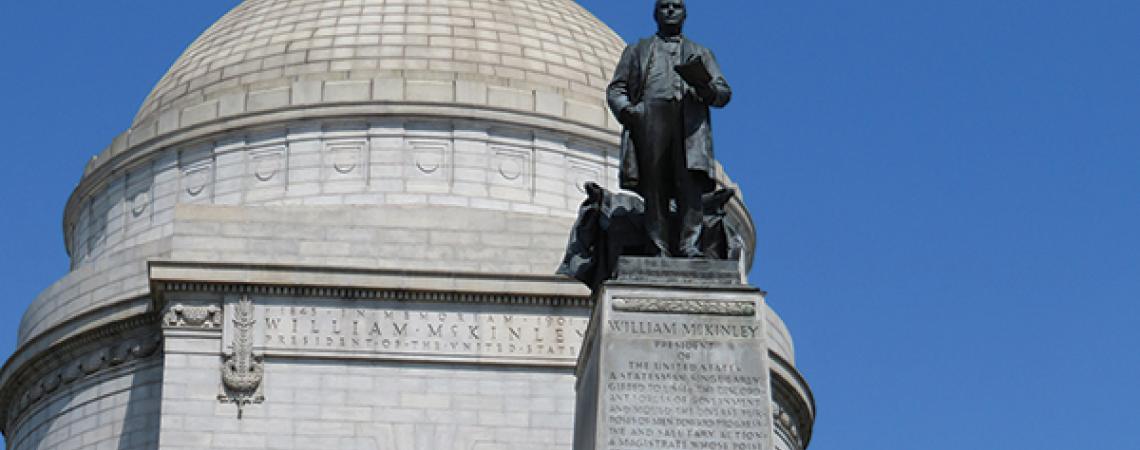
619,103,644,127
584,182,605,204
694,84,717,105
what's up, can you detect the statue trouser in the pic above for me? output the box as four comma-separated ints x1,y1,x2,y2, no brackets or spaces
635,99,706,257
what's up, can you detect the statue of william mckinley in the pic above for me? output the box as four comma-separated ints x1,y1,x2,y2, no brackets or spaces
558,0,742,288
607,0,732,258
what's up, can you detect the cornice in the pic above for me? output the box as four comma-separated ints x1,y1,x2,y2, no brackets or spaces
148,260,594,307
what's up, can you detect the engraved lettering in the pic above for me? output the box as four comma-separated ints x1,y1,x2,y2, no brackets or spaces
256,301,591,363
602,316,769,449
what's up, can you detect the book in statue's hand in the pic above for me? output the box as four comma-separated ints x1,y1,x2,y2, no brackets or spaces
674,55,713,86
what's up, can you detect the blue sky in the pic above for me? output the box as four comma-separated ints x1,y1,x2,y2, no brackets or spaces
1,1,1138,448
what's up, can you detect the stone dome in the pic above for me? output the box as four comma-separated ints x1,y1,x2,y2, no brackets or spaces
130,0,626,140
37,0,753,351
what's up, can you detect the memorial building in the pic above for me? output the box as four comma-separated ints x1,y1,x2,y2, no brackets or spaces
0,1,814,449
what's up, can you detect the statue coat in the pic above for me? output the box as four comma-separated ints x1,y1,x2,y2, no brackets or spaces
607,36,732,191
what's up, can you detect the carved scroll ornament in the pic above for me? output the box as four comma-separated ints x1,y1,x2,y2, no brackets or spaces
163,304,222,329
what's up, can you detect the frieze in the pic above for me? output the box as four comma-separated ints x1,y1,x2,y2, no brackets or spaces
4,329,161,427
163,303,223,329
611,297,757,316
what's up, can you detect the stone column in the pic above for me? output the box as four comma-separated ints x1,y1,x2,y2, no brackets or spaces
574,257,774,450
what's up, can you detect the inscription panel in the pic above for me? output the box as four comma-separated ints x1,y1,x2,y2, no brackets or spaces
599,305,772,450
224,297,590,366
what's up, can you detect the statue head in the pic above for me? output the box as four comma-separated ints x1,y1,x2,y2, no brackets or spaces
654,0,687,36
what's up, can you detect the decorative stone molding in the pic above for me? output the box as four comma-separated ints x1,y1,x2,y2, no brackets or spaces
613,257,746,286
773,400,802,444
218,295,264,418
611,297,757,316
156,281,591,308
1,320,162,430
162,304,222,329
770,354,816,450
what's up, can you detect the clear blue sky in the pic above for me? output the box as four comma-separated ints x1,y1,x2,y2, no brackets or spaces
1,1,1138,449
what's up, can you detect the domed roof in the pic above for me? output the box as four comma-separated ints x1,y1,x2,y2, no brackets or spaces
32,0,756,356
132,0,626,133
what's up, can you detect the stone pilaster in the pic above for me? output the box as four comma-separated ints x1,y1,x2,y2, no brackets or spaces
157,293,227,449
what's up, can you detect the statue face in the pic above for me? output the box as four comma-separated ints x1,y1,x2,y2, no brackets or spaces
654,0,687,32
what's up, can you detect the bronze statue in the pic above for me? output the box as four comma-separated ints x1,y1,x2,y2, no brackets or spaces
607,0,732,258
559,0,742,288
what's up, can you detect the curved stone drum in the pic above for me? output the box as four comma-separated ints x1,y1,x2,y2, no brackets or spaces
0,1,813,449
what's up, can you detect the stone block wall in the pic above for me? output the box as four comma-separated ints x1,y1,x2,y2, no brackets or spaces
5,358,162,450
16,241,167,349
156,289,583,450
67,119,617,272
169,204,576,275
161,357,576,450
5,264,803,450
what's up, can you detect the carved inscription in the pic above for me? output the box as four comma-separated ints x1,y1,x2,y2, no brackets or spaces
602,316,770,450
248,299,590,364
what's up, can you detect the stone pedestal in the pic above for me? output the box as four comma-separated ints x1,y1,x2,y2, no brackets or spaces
574,257,774,450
